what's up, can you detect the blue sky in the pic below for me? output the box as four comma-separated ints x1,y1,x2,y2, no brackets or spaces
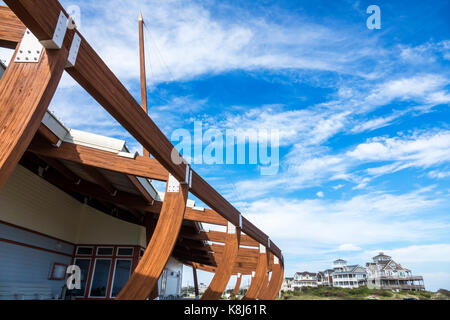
1,0,449,291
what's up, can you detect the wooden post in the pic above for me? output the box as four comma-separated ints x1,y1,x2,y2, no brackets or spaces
259,255,284,300
139,12,150,158
242,245,269,300
116,176,188,300
193,265,199,298
233,274,242,295
0,29,70,190
201,223,240,300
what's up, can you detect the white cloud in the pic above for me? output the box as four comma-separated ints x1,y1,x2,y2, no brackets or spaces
428,170,450,179
316,191,324,198
371,244,450,263
336,244,362,252
243,189,447,250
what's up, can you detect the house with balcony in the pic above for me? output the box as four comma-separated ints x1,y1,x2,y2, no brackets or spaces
366,253,425,291
327,259,367,289
317,269,334,286
292,272,318,289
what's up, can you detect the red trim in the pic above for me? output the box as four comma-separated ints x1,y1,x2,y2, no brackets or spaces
0,237,73,257
49,262,68,280
0,219,74,246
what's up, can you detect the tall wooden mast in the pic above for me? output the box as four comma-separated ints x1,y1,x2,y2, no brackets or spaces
139,12,150,158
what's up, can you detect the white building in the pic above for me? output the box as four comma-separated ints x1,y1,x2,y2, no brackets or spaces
292,272,318,289
366,253,425,291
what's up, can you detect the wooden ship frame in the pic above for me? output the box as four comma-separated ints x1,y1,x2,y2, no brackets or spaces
0,0,284,300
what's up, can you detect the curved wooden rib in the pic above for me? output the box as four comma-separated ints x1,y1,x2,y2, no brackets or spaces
0,30,70,190
116,180,188,300
201,223,240,300
233,274,242,295
259,255,284,300
242,245,268,300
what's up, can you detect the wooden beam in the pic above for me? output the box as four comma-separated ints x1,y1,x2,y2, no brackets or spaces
128,175,154,204
4,0,283,262
259,255,284,300
201,224,240,300
193,265,200,298
180,230,259,247
37,124,60,147
117,180,188,300
243,247,269,300
183,207,228,226
38,156,81,185
233,274,242,295
28,140,169,182
193,263,254,275
0,28,71,190
34,162,156,215
82,165,117,196
0,6,25,49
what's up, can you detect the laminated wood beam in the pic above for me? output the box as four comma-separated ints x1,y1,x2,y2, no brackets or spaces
259,255,284,300
38,156,81,185
201,223,240,300
242,246,269,300
180,230,259,247
4,1,283,262
33,162,157,215
233,274,242,295
0,28,71,190
0,6,25,49
193,263,254,275
193,265,200,298
82,165,117,196
37,124,61,147
117,179,188,300
28,139,169,182
183,208,228,226
128,175,155,204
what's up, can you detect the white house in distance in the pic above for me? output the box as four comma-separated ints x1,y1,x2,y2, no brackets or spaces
331,259,367,289
293,272,318,289
366,253,425,291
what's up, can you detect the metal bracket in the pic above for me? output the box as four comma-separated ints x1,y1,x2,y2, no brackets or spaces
184,164,193,188
40,11,68,49
260,244,266,254
167,174,180,193
14,29,43,63
274,256,279,265
227,222,236,234
66,33,81,68
239,214,242,229
268,238,271,249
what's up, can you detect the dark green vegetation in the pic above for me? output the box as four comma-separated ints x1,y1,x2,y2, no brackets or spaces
280,286,449,300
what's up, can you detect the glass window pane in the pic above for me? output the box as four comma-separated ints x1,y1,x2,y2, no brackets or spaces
97,247,114,256
117,248,134,256
111,260,132,298
72,259,91,297
76,247,93,255
89,259,111,297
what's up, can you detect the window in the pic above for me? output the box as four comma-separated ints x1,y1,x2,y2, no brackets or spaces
96,247,114,256
110,259,132,298
72,258,91,297
89,259,112,298
76,247,93,256
117,247,134,257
